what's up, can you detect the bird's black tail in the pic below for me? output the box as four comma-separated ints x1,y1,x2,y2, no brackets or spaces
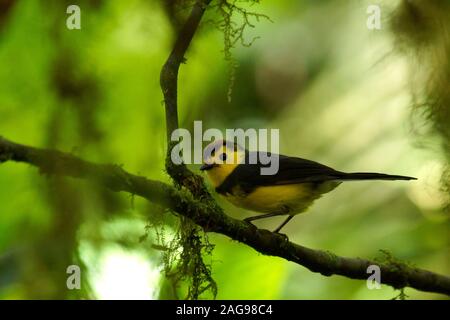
339,172,417,181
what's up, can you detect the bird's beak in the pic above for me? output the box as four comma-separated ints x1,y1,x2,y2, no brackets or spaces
200,163,215,171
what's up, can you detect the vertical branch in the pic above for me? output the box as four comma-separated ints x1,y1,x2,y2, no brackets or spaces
160,0,213,198
159,0,217,299
160,0,212,141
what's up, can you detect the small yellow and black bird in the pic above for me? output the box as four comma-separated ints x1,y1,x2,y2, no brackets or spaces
200,140,416,233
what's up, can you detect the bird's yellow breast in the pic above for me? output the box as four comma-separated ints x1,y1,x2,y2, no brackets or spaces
224,183,324,214
206,163,239,188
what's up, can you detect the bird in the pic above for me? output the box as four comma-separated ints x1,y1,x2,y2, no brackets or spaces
200,139,416,234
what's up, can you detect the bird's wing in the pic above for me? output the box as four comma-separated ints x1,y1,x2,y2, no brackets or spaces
217,152,344,194
245,152,344,185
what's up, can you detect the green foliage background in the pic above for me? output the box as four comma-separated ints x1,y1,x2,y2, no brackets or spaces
0,0,448,299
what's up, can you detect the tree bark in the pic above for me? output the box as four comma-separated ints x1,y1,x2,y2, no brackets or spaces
1,136,449,296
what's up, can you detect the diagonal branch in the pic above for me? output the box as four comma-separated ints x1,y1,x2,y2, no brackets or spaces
1,136,449,296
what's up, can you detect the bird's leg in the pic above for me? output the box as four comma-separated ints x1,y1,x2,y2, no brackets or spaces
273,215,294,234
244,211,286,223
244,205,290,223
244,206,291,233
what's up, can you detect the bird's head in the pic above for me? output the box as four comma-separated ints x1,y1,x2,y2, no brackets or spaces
200,140,245,187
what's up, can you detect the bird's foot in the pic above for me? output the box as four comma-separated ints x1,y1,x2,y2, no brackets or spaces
273,231,289,241
243,218,257,228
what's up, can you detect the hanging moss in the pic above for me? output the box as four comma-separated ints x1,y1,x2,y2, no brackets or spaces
209,0,271,101
152,214,217,299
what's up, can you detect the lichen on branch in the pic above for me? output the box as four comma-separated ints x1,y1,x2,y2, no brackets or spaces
1,136,449,297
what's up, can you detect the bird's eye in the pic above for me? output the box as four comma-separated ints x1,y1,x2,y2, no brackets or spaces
219,153,227,162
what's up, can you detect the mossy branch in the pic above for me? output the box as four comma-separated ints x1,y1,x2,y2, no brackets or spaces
1,136,449,296
160,0,213,193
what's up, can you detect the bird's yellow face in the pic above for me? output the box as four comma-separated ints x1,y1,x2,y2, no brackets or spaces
200,140,245,187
